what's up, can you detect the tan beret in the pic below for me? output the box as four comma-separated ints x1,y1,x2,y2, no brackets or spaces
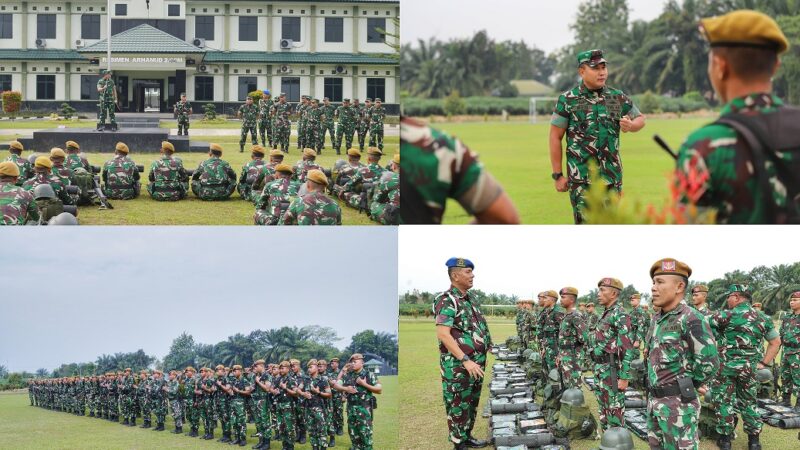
543,290,558,300
65,140,80,150
650,258,692,279
392,153,400,165
692,285,709,294
289,359,300,365
115,142,129,154
317,359,327,365
50,148,66,158
630,293,641,299
254,360,265,366
280,361,290,368
559,287,579,297
0,161,20,177
306,359,318,368
275,163,293,174
185,366,196,372
209,143,223,153
349,353,364,362
303,148,317,157
232,365,242,371
9,140,23,151
269,149,284,157
366,147,383,156
35,156,53,169
700,9,789,54
330,357,339,362
215,364,225,370
347,148,361,157
162,141,175,152
598,277,624,290
307,169,328,187
251,145,265,156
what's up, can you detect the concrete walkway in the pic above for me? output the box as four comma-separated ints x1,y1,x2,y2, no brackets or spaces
0,124,399,138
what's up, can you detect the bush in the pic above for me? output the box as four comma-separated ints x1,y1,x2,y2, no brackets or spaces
2,90,22,117
443,90,467,116
682,91,705,103
248,90,264,103
60,103,77,119
399,303,431,318
637,91,661,114
203,103,217,120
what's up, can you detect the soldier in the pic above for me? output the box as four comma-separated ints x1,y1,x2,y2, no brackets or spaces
108,372,119,422
589,277,636,431
708,284,781,450
257,90,275,148
238,96,259,153
237,145,267,200
292,148,323,184
629,294,650,357
338,147,384,210
137,370,152,428
184,366,201,437
201,367,218,440
304,99,324,154
334,98,356,155
289,359,309,445
331,148,363,192
645,258,719,450
49,147,72,183
281,169,341,226
432,257,491,449
120,368,135,426
333,354,381,450
557,287,586,388
296,360,327,450
271,93,292,153
690,285,712,318
400,117,519,224
779,292,800,407
102,142,140,199
254,163,299,225
166,370,184,435
64,140,90,172
297,96,310,150
191,143,237,200
369,153,400,225
174,93,193,136
550,49,646,224
148,141,189,201
214,364,233,443
674,10,795,224
537,290,565,380
327,358,345,437
586,303,599,330
0,161,38,225
226,365,252,446
275,360,299,450
149,370,167,431
4,140,33,185
356,98,372,151
316,359,335,446
252,360,274,449
320,97,337,153
251,149,287,200
368,98,385,151
96,69,118,131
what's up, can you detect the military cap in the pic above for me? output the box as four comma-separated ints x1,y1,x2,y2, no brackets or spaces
365,98,372,102
700,10,789,54
275,163,293,174
542,290,558,300
9,140,23,151
50,147,66,158
280,361,290,367
307,359,318,367
162,141,175,152
251,145,265,156
209,143,224,153
153,370,162,375
115,142,129,154
445,257,474,269
180,92,186,96
343,98,350,102
63,140,79,150
353,98,360,102
35,156,53,169
577,49,607,67
598,277,624,290
692,285,709,294
630,293,641,299
560,287,579,297
330,357,340,362
307,169,328,186
392,153,400,165
349,353,364,362
263,89,270,95
169,370,177,375
124,367,131,372
650,258,692,279
375,98,382,102
200,367,210,372
139,369,148,374
347,148,361,157
215,364,225,370
312,98,319,103
790,291,800,299
289,359,300,365
224,366,231,371
269,149,284,157
232,365,242,370
185,366,196,372
367,147,383,156
317,359,327,365
280,92,286,97
254,359,265,366
303,148,317,157
0,161,20,177
725,284,751,297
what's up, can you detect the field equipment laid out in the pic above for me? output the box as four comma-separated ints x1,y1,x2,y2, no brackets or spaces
757,399,800,429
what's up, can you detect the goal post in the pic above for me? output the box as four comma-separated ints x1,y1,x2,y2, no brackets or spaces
529,97,558,124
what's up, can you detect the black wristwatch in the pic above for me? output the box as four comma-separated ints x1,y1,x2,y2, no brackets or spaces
761,361,772,368
551,172,564,181
460,354,471,362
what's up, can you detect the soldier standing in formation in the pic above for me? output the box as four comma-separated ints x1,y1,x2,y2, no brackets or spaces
258,90,275,148
271,94,292,153
691,285,712,318
356,99,372,151
334,98,356,155
537,290,564,380
174,93,193,136
239,96,259,153
557,287,586,388
334,354,382,450
780,292,800,408
368,98,385,151
320,97,337,153
296,96,310,150
629,293,650,357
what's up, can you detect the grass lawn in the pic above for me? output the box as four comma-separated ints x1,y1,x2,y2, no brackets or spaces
2,134,398,225
432,118,714,224
0,120,96,129
399,317,797,450
0,375,397,449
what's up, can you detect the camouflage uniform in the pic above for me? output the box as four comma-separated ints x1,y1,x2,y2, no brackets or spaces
433,285,493,445
551,82,641,224
184,373,201,435
340,368,378,450
369,171,400,224
97,76,117,128
167,377,184,429
237,156,267,200
136,376,151,426
630,305,650,358
293,159,324,184
254,177,299,225
297,100,309,149
335,102,357,153
191,155,237,200
175,100,192,135
65,153,90,172
120,375,135,424
4,153,33,185
675,93,795,223
275,372,297,447
368,104,385,150
258,97,275,147
272,101,292,152
150,376,167,427
202,375,217,437
779,308,800,405
239,102,259,150
102,154,140,199
303,374,330,448
281,191,342,225
0,181,38,225
252,370,274,443
341,162,384,209
645,302,719,450
357,102,371,150
558,308,587,388
319,102,337,150
22,172,72,205
538,302,566,378
230,373,252,443
327,367,345,436
216,373,232,440
306,104,325,152
148,156,189,201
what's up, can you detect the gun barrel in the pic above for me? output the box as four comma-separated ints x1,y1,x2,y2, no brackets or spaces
653,135,678,160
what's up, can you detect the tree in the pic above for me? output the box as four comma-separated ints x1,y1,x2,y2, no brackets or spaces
163,332,197,371
0,365,8,379
346,330,398,367
35,368,49,378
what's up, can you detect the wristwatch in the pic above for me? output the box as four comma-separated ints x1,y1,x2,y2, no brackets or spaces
460,354,471,362
551,172,564,181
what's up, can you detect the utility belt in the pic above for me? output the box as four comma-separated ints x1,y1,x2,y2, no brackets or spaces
591,353,614,364
649,377,697,403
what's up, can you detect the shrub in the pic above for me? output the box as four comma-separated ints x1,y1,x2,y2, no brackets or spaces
2,90,22,117
443,90,467,116
637,91,661,114
202,103,217,120
248,90,264,103
60,103,77,119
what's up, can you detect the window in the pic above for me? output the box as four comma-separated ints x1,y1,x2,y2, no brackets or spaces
366,18,385,43
281,77,300,102
80,75,100,100
115,4,127,16
324,78,343,102
0,14,12,39
168,4,180,17
366,78,385,102
324,18,343,43
239,16,257,41
282,17,300,41
238,76,257,101
195,16,214,40
36,75,55,100
37,14,56,39
0,74,11,91
81,15,100,39
194,76,214,101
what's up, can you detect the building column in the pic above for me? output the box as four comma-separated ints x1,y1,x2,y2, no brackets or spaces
21,2,28,49
21,62,27,98
352,8,358,53
309,64,315,99
64,63,70,100
65,2,71,50
309,6,315,53
223,64,229,102
266,5,272,53
352,65,358,100
224,4,230,51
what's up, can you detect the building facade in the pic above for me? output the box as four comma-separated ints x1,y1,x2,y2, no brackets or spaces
0,0,399,113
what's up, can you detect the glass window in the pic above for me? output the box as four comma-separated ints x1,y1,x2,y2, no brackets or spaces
366,18,385,43
80,75,100,100
281,77,300,102
81,15,100,40
282,17,300,41
366,78,385,102
239,16,257,42
37,14,56,39
36,75,55,100
0,14,12,39
168,4,180,17
194,76,214,101
324,78,343,102
195,16,214,40
0,74,11,91
115,4,127,16
324,18,343,43
238,76,257,101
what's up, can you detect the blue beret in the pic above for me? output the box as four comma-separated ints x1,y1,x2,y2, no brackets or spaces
445,257,474,269
263,90,270,95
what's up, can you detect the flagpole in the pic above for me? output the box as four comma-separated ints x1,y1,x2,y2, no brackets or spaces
106,0,111,72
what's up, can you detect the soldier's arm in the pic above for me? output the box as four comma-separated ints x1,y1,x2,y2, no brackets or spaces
761,321,782,367
27,195,40,223
616,312,636,380
686,314,719,386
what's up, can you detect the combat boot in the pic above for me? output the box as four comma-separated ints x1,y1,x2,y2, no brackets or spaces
111,123,118,132
220,432,231,443
140,419,150,428
189,427,199,437
297,431,306,444
252,437,264,449
717,434,732,450
122,418,129,425
230,438,241,445
129,418,136,426
329,435,335,447
239,438,247,447
172,425,183,434
336,426,343,436
89,412,94,417
261,439,271,449
155,422,165,431
240,144,245,153
96,124,104,132
748,433,761,450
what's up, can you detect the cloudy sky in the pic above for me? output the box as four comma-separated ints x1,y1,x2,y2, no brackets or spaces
0,227,398,373
399,226,798,300
402,0,670,53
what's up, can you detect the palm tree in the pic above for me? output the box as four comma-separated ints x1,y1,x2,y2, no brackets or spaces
756,264,800,314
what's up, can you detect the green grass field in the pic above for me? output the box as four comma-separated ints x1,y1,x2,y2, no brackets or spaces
433,118,714,224
0,375,397,449
2,134,398,225
399,318,796,450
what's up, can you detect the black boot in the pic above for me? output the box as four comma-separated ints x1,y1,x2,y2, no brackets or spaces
717,434,732,450
89,412,94,417
297,431,306,444
97,124,104,132
748,433,762,450
336,426,343,436
220,432,231,443
111,123,118,132
253,437,264,449
173,425,183,434
240,144,244,153
140,419,150,428
155,422,165,431
190,427,199,437
329,435,335,447
239,439,247,447
230,438,240,445
261,439,271,449
130,418,136,426
122,418,129,425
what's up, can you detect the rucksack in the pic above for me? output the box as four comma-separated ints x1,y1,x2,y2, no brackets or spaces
70,168,95,206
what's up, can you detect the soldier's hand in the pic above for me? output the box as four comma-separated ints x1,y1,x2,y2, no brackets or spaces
554,176,568,192
698,385,708,395
463,360,484,379
620,116,634,133
346,386,357,394
356,378,368,387
617,379,629,390
633,341,640,348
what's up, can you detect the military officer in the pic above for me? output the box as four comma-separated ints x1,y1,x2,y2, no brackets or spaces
271,94,292,153
252,360,274,449
4,140,33,185
227,365,253,446
779,292,800,408
368,98,386,150
537,289,565,380
333,354,381,450
258,90,274,147
239,96,259,153
297,96,310,150
150,370,167,431
334,98,356,155
96,69,118,131
191,143,237,200
102,142,141,200
357,98,372,151
275,360,298,450
280,170,341,226
174,93,193,136
557,287,586,388
0,161,38,225
320,97,337,152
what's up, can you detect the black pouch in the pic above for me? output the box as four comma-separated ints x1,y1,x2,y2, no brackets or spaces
677,377,696,403
370,396,377,410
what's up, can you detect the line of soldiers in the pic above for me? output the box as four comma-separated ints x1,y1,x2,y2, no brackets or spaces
236,91,385,155
513,260,800,450
28,354,382,450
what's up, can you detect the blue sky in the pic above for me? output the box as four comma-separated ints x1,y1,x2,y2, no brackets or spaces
0,227,398,373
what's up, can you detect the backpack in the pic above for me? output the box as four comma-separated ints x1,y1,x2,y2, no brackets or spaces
714,106,800,223
70,168,96,206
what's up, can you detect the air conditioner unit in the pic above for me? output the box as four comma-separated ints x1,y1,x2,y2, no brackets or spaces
279,65,292,74
334,65,347,74
35,39,47,48
280,39,293,49
192,38,206,48
197,65,208,73
75,39,85,48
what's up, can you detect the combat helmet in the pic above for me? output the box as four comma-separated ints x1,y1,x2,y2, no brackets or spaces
755,368,773,383
48,212,78,225
599,427,634,450
548,368,560,382
560,388,585,407
34,184,56,200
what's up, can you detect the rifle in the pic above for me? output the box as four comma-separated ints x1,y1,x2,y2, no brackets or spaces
92,175,114,209
653,135,678,160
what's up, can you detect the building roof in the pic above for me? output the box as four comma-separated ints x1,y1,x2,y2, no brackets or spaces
509,79,555,96
79,24,204,54
202,51,397,65
364,359,383,366
0,49,86,61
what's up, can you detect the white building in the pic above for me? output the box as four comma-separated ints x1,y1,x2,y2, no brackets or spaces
0,0,399,113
